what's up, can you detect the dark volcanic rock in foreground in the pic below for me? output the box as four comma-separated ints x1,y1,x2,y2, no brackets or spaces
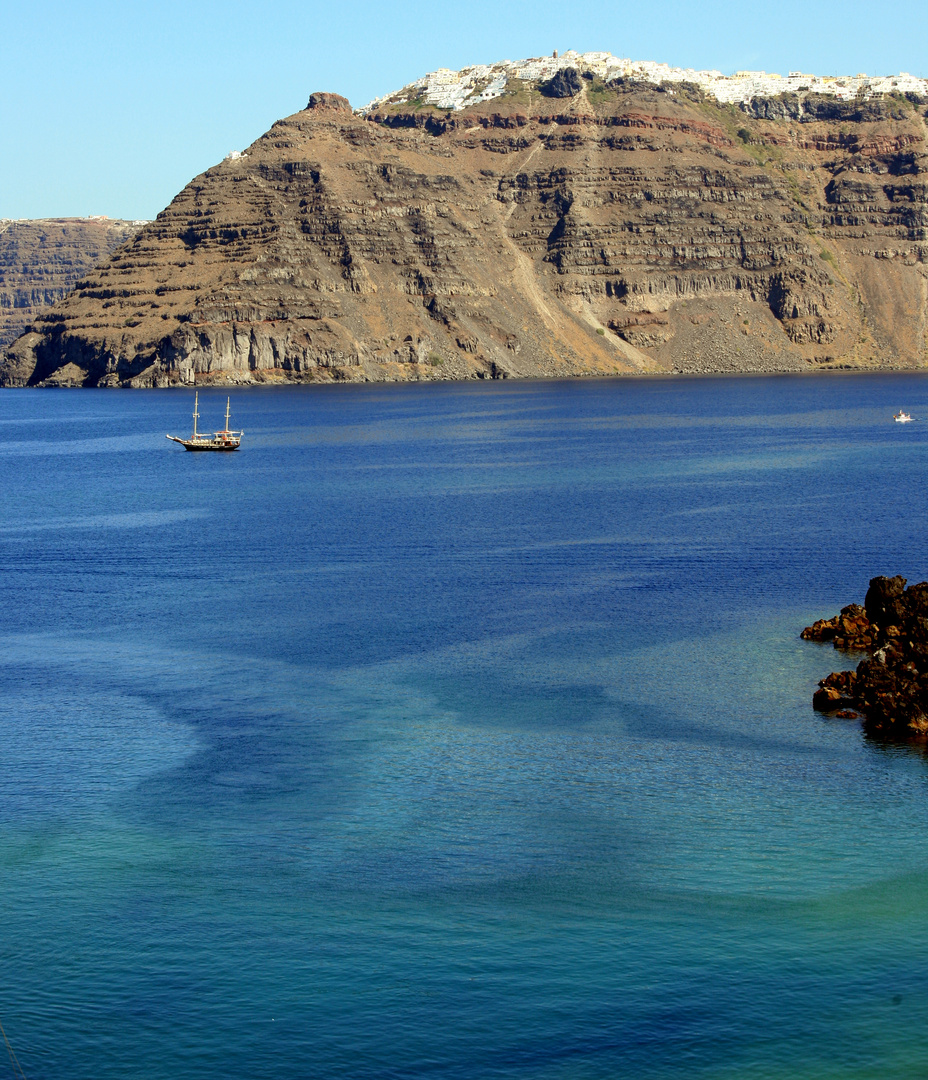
0,218,142,349
4,76,928,386
803,576,928,737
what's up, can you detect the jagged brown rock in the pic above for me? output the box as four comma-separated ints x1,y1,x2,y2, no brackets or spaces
4,79,928,388
804,576,928,738
307,93,352,112
0,218,141,349
800,603,873,648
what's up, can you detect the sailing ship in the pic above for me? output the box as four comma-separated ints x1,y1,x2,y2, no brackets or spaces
894,411,914,423
167,392,243,451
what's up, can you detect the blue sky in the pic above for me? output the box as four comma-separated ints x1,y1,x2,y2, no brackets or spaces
2,0,925,220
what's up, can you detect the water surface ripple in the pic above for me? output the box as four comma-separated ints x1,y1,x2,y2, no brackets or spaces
2,375,928,1079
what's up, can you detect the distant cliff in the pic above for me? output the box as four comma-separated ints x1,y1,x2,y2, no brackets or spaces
0,218,143,350
3,61,928,387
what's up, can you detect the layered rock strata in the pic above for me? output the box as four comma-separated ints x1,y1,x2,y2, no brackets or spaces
4,75,928,387
0,218,142,348
804,576,928,737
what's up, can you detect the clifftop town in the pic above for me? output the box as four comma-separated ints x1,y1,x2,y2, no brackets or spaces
3,55,928,387
362,50,928,114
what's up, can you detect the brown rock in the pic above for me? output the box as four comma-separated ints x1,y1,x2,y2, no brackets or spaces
6,80,928,388
0,218,142,349
864,576,907,626
813,686,847,711
805,575,928,738
821,670,857,694
802,602,875,649
801,617,838,641
307,92,352,112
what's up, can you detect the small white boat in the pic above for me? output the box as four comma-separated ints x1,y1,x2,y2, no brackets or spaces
894,411,914,423
167,393,243,451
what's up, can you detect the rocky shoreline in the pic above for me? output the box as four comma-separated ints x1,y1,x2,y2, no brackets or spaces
803,575,928,737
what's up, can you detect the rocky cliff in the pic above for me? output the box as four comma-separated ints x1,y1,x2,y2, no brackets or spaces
0,218,143,350
3,70,928,387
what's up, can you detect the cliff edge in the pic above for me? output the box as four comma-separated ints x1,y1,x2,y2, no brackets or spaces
4,62,928,387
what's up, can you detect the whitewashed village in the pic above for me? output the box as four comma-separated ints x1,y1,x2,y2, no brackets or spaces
360,49,928,112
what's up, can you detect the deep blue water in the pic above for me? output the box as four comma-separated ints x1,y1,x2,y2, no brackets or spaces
2,374,928,1079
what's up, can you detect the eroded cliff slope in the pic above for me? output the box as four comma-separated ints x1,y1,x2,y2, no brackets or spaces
0,218,142,349
4,78,928,387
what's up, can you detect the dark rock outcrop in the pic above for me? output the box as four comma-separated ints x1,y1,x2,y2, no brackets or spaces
743,94,803,121
742,93,910,123
803,576,928,737
540,67,583,98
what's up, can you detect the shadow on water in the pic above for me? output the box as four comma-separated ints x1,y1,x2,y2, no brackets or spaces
4,377,928,1077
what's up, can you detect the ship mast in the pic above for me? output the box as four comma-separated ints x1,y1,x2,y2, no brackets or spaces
225,397,231,433
192,391,200,438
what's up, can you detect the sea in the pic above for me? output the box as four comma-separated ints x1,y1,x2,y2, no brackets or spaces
2,373,928,1079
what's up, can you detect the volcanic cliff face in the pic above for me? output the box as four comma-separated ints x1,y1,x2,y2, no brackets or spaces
0,218,143,350
3,78,928,387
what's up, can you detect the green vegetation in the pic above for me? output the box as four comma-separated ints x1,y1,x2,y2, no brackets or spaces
409,97,438,113
696,99,774,167
886,91,915,116
376,96,445,115
596,327,605,336
696,97,750,132
493,77,534,108
694,98,811,207
672,81,707,104
738,136,786,170
586,76,618,110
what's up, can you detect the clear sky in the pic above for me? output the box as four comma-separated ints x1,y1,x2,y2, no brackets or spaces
2,0,925,221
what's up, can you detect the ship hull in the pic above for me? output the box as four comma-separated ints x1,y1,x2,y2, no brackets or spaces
181,442,240,451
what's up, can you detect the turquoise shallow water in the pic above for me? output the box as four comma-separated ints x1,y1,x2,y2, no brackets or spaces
2,374,928,1078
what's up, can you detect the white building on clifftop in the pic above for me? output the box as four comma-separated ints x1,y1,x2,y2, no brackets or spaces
358,51,928,113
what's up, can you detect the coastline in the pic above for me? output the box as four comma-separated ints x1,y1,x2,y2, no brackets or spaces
1,360,922,389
